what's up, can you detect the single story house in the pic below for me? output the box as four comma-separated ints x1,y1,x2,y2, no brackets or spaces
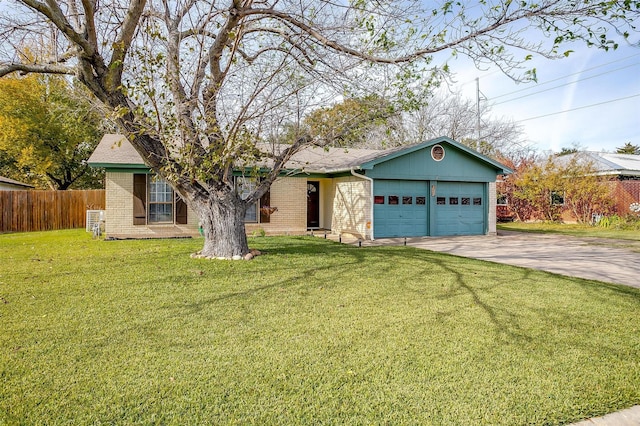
88,134,511,240
0,176,34,191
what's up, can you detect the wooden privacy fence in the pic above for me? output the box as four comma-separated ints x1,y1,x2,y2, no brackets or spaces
0,190,105,233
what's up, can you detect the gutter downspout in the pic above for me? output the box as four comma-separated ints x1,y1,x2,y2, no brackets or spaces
351,167,374,240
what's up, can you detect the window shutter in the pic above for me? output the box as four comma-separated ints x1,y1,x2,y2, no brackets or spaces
133,174,147,225
259,189,271,223
176,196,188,224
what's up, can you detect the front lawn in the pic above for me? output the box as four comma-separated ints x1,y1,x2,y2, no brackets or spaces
1,230,640,424
498,221,640,241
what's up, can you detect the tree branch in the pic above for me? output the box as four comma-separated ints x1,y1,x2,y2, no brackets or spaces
80,0,99,52
0,63,75,78
105,0,147,91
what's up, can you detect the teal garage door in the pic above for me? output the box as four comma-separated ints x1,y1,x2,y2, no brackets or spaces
373,180,428,238
434,182,485,236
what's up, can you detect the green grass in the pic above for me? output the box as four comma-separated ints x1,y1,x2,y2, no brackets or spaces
1,230,640,425
498,221,640,241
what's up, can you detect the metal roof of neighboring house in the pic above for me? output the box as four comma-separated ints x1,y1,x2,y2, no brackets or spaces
0,176,35,189
88,134,511,175
582,152,640,177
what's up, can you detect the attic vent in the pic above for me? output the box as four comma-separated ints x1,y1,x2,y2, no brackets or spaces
431,145,445,161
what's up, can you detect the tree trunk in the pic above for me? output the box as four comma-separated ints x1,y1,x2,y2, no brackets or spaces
195,194,250,259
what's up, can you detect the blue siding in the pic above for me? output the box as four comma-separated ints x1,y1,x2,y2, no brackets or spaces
365,140,502,237
366,144,498,182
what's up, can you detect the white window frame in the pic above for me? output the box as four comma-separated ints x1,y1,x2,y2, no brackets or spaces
148,176,175,224
236,176,259,223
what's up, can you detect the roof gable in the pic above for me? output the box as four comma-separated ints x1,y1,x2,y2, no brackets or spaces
88,134,145,168
358,137,511,174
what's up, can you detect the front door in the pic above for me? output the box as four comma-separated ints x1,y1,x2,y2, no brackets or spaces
307,181,320,228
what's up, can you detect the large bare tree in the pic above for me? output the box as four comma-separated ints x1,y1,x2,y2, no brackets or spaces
0,0,637,257
404,90,530,158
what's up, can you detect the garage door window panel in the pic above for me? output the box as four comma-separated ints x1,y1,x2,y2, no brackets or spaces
403,196,412,205
374,196,385,204
388,196,399,205
449,197,459,205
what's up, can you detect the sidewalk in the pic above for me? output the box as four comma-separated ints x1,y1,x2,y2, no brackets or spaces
570,405,640,425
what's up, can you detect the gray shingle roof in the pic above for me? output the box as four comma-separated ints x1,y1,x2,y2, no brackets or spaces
87,134,395,173
87,134,144,166
88,134,511,175
0,176,34,188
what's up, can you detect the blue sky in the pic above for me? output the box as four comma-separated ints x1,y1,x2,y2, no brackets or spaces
1,1,637,154
446,43,640,153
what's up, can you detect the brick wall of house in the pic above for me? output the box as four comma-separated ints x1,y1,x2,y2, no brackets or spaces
331,176,371,239
320,178,335,230
106,173,311,238
105,172,199,238
246,177,308,235
488,182,497,234
609,180,640,214
104,172,135,237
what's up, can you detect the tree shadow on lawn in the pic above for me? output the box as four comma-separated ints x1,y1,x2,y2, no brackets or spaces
76,236,640,424
164,237,640,347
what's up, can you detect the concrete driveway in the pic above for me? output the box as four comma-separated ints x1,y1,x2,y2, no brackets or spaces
348,231,640,288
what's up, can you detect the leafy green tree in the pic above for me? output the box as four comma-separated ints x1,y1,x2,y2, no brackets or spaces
0,1,638,257
495,153,540,221
0,74,106,189
302,96,402,149
616,142,640,155
511,157,564,221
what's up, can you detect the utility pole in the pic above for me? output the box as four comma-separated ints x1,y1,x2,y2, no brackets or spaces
475,77,481,145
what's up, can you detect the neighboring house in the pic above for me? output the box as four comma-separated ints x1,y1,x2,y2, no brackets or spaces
0,176,34,191
497,152,640,222
563,151,640,216
88,134,511,240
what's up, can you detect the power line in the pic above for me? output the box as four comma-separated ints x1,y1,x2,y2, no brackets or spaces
493,62,640,106
516,93,640,123
490,52,640,100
